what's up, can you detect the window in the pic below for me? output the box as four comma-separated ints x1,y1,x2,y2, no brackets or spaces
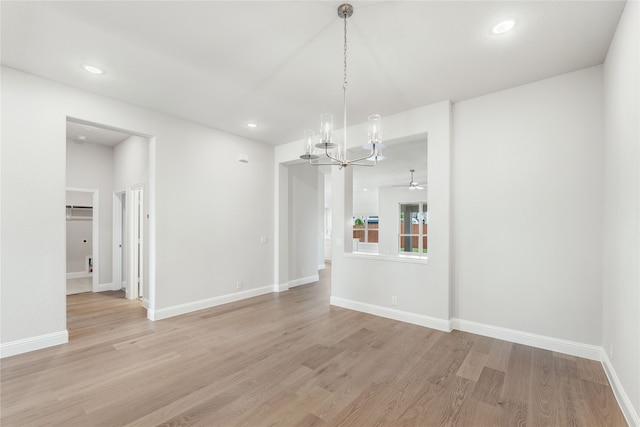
399,202,427,254
353,215,379,244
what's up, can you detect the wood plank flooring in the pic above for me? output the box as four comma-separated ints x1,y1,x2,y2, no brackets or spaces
1,266,627,426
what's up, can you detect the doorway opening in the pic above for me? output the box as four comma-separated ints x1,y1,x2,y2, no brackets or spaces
66,189,99,294
65,117,152,327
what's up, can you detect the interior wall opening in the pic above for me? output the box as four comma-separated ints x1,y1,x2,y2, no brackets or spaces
65,117,152,326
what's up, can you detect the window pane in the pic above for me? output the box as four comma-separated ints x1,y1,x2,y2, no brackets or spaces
353,216,365,242
399,235,418,253
400,203,418,253
399,202,427,255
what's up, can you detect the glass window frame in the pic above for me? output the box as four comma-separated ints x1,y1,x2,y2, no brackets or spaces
398,202,427,255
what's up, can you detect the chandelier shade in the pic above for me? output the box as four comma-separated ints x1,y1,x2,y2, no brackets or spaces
300,3,383,168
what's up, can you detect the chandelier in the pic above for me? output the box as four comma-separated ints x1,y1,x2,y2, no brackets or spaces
300,3,383,168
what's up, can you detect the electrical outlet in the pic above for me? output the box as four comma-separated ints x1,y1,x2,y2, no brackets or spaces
236,280,243,290
391,296,398,306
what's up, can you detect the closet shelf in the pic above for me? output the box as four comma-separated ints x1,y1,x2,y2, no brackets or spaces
66,205,93,220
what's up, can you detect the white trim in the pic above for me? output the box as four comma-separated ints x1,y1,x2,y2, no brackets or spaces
112,191,124,293
451,318,602,361
0,330,69,358
126,185,144,300
327,300,638,423
66,271,91,279
95,282,119,292
601,350,640,427
327,300,604,361
91,191,99,292
288,274,319,288
330,296,452,332
344,252,428,265
147,285,273,321
147,138,157,313
274,282,290,292
318,263,326,271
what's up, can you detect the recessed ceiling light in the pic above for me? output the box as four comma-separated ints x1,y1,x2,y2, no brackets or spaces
247,122,258,128
491,19,517,35
81,64,105,74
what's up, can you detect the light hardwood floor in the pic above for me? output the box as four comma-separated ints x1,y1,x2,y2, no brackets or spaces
1,266,627,426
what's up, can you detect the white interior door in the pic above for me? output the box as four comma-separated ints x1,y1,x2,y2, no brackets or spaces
112,191,126,292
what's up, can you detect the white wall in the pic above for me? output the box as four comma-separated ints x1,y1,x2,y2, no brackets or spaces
151,115,274,315
333,104,450,327
287,163,319,284
317,171,325,268
1,69,67,348
352,188,378,215
66,140,114,284
113,135,149,191
66,220,92,273
452,66,604,346
602,0,640,423
1,66,274,355
276,101,451,330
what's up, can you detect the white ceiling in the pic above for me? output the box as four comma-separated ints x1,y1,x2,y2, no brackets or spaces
350,138,428,189
67,120,132,146
1,1,625,147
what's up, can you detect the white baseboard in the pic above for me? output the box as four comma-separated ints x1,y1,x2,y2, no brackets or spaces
329,299,638,425
95,282,119,292
1,330,69,358
330,296,452,332
274,282,289,292
288,274,319,288
451,318,602,361
601,350,640,427
147,285,273,321
66,271,91,279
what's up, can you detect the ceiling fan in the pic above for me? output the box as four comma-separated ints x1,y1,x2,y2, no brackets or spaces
394,169,425,190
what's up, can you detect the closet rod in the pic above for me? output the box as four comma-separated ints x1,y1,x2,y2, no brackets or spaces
65,205,93,209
